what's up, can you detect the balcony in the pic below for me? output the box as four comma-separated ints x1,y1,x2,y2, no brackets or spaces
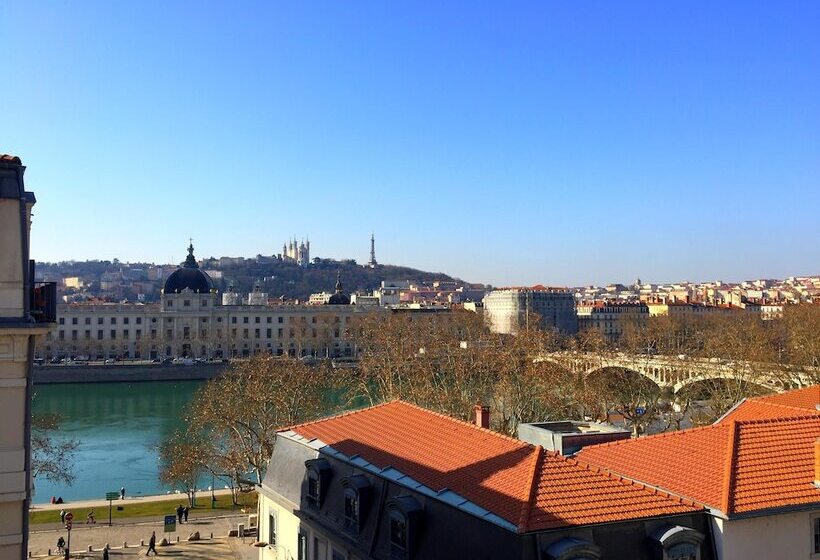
30,282,57,323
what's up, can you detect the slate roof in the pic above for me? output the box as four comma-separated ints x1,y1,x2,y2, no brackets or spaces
288,400,700,533
577,414,820,517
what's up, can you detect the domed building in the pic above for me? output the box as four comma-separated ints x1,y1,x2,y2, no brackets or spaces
327,273,351,305
163,242,215,295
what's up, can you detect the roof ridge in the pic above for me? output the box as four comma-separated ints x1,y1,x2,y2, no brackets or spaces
395,399,532,447
582,421,726,450
721,420,741,515
735,414,820,426
517,446,543,534
281,399,399,432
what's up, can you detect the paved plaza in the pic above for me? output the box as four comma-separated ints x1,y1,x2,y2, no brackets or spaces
29,513,258,560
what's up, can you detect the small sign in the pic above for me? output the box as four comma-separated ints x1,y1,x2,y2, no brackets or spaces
64,512,74,522
635,407,646,417
164,515,176,533
65,522,72,531
106,492,120,501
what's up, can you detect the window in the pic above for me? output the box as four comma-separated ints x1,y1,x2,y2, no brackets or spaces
123,329,129,338
305,459,332,509
266,329,272,338
543,536,601,560
110,330,116,339
123,317,129,324
201,299,207,307
184,300,191,307
255,329,260,339
298,529,308,560
243,317,249,324
98,317,104,325
97,330,103,340
649,525,703,560
344,489,359,533
85,317,91,325
111,317,117,325
84,330,91,340
386,496,421,560
59,318,65,325
167,300,173,308
72,317,78,325
183,326,190,339
278,317,283,323
815,516,820,554
255,316,260,324
136,317,142,325
389,511,407,559
231,317,237,324
268,513,276,547
266,317,272,324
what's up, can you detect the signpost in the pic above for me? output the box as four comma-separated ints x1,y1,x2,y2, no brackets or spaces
64,512,74,558
105,491,120,526
164,514,176,535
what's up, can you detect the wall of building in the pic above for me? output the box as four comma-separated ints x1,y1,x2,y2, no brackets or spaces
32,362,226,384
713,510,819,560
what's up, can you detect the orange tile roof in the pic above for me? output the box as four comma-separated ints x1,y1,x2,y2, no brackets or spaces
577,416,820,516
288,401,699,532
755,385,820,410
718,386,820,424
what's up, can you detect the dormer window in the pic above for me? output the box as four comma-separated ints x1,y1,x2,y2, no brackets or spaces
304,458,332,509
341,474,371,535
543,537,600,560
386,496,422,560
649,525,704,560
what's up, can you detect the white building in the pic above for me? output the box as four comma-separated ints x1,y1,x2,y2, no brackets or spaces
483,287,578,335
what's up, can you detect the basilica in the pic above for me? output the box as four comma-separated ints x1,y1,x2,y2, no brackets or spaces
41,243,368,361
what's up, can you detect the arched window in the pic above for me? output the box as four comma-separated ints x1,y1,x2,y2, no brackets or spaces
649,525,704,560
341,475,372,535
385,496,422,560
304,458,332,510
543,537,601,560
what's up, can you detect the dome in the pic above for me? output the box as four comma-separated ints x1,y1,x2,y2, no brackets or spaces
163,243,214,294
327,272,351,305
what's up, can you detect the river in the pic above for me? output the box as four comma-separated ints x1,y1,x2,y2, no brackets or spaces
31,380,205,504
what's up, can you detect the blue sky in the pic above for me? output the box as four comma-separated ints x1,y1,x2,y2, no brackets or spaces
3,1,819,286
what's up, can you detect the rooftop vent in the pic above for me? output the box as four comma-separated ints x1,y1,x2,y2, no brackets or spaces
517,421,630,455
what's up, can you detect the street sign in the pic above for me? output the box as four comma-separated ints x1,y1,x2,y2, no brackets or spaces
65,522,72,531
164,515,176,533
64,512,74,522
635,406,646,417
105,492,120,501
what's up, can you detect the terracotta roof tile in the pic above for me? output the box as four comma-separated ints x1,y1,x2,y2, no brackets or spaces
577,414,820,516
755,386,820,411
718,386,820,424
289,401,700,532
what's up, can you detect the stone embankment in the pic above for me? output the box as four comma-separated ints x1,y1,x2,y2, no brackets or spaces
33,362,227,384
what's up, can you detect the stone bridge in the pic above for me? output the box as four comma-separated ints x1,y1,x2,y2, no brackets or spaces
541,352,818,394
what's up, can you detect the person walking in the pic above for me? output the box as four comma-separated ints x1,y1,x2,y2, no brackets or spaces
87,508,96,524
56,536,65,554
120,486,125,500
176,504,184,524
183,505,189,523
59,509,66,524
103,545,110,560
146,531,158,556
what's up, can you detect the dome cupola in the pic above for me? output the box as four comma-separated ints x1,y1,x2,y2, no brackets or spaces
163,242,214,294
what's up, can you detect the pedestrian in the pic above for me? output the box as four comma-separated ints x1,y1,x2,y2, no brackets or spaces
120,486,125,500
176,504,184,524
87,508,96,524
103,546,109,560
183,505,189,523
56,536,65,553
59,509,66,523
146,531,158,556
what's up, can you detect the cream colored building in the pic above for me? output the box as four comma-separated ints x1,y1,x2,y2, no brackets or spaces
40,245,378,361
576,301,648,342
0,155,55,560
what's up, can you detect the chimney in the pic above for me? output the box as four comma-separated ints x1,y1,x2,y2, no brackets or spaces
815,438,820,488
474,404,490,429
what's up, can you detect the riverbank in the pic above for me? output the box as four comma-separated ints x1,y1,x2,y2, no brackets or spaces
30,489,256,525
33,362,227,384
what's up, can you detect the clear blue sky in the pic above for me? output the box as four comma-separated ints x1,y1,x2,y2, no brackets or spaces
4,1,819,287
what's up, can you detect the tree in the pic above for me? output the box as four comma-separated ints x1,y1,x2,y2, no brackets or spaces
31,412,79,486
182,356,337,485
159,428,206,506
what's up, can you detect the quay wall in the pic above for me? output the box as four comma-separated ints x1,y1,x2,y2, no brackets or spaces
32,362,227,384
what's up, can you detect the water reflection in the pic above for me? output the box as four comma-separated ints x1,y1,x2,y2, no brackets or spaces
31,381,204,503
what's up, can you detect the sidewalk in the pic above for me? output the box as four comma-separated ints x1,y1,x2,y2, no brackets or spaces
32,489,237,512
28,513,256,558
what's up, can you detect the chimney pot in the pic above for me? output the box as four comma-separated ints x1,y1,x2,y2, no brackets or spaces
475,404,490,429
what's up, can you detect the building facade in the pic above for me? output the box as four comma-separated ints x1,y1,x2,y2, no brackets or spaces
483,287,578,335
0,155,56,560
283,238,310,267
576,301,649,342
39,245,376,360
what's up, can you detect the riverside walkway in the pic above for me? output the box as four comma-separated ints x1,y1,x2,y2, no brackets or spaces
31,489,237,512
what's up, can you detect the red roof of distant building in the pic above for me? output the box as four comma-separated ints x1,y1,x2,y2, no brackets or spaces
287,400,699,532
577,414,820,516
717,386,820,424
